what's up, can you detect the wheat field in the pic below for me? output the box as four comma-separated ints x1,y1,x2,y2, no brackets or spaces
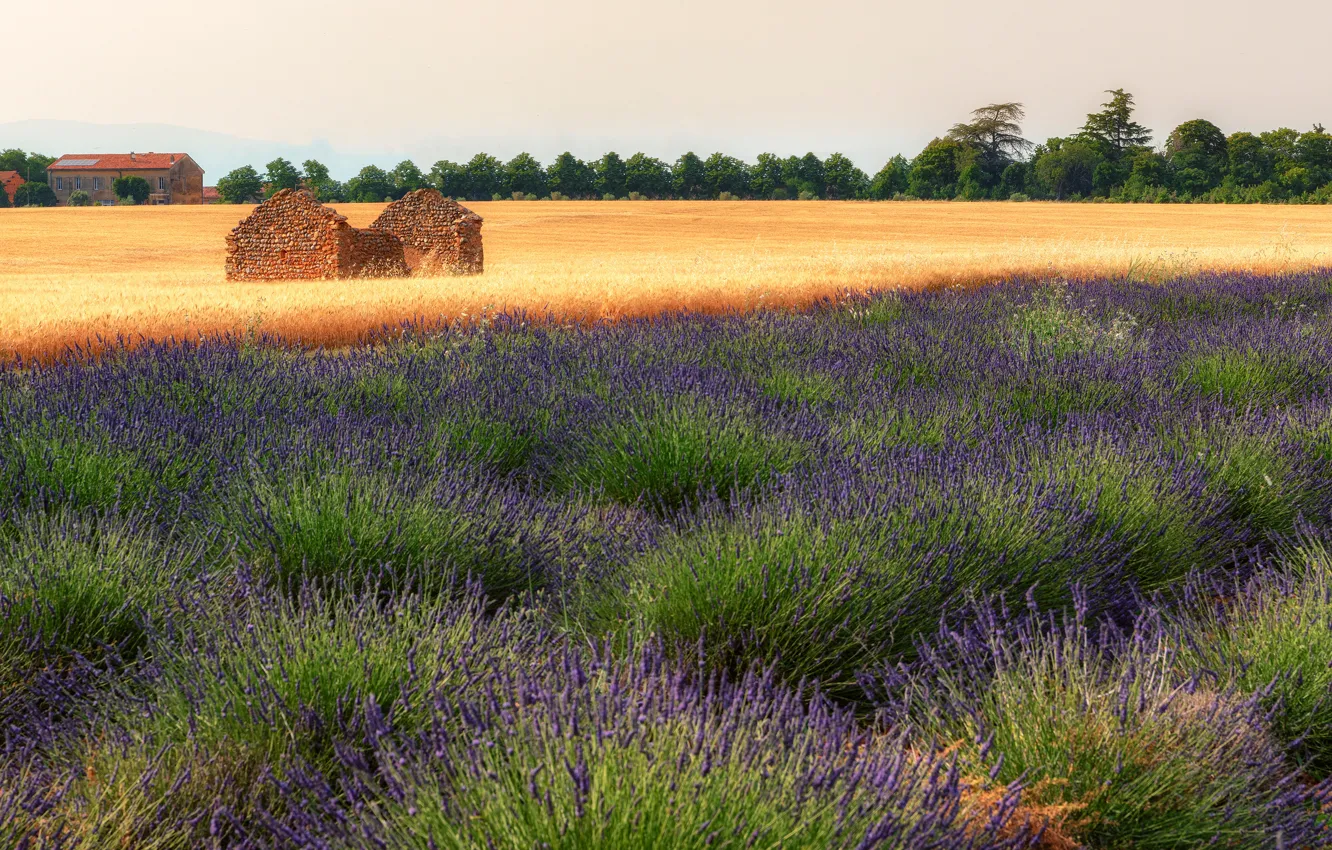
2,200,1330,361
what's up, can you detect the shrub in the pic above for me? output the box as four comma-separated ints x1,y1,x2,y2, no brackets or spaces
1185,539,1332,776
1008,192,1030,202
267,643,1032,849
141,576,523,764
602,192,616,201
797,189,818,200
581,459,1121,692
0,510,202,675
66,190,92,207
718,191,738,201
559,395,811,513
112,175,151,204
49,577,534,846
550,191,569,201
1180,349,1307,407
229,465,570,600
884,608,1329,848
12,181,56,207
525,192,538,201
628,191,644,200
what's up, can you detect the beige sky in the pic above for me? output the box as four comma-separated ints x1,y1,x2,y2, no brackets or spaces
9,0,1331,170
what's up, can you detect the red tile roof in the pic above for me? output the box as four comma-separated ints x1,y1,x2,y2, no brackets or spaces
48,153,194,171
203,186,220,203
0,171,24,203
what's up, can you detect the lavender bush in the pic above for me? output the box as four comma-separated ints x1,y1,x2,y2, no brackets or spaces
3,269,1332,846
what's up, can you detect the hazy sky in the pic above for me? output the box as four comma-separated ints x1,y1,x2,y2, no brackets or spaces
10,0,1331,171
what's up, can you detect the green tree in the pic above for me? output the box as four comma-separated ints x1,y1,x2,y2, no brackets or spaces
1166,119,1228,194
1295,129,1332,187
26,154,56,180
869,155,911,199
948,102,1030,193
547,152,595,198
461,154,505,200
216,166,263,204
593,152,627,198
263,158,303,197
391,161,427,198
67,189,92,206
750,153,786,199
907,138,966,199
1000,161,1031,198
0,149,25,174
1031,138,1099,199
504,153,547,198
703,153,750,198
0,182,8,208
112,175,152,204
2,151,57,184
429,160,468,198
624,153,672,198
1225,132,1272,187
13,181,57,207
1080,89,1152,160
302,159,345,201
822,152,867,199
672,152,707,199
1123,150,1169,198
785,153,826,198
346,165,395,202
1261,128,1300,174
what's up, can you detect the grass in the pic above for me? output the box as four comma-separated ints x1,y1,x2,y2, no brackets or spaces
5,202,1332,361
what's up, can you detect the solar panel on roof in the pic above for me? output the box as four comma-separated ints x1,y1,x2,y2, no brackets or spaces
56,159,100,167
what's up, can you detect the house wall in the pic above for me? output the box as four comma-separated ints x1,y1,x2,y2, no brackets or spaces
168,159,205,205
49,170,157,205
47,158,205,206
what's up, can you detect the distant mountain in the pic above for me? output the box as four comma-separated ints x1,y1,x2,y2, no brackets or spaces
0,120,395,182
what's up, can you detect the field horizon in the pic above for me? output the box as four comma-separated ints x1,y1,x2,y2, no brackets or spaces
3,200,1331,361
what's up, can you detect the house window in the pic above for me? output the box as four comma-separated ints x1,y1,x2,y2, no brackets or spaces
158,177,166,191
55,176,64,190
93,178,102,192
75,177,82,190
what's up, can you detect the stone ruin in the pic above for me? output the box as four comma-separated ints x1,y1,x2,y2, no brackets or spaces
225,189,407,281
370,189,484,276
224,188,484,281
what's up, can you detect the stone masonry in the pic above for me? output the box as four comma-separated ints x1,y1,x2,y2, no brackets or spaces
225,189,409,281
370,189,484,276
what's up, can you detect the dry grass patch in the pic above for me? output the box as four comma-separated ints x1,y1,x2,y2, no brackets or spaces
3,201,1331,360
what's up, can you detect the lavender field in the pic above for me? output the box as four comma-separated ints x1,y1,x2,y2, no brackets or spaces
5,272,1332,848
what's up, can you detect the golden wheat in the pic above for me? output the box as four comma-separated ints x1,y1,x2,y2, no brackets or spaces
2,201,1330,361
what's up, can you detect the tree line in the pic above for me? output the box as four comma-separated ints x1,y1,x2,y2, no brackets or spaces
217,92,1332,206
6,90,1332,206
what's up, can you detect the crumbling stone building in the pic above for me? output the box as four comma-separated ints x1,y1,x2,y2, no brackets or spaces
371,189,484,276
225,189,409,281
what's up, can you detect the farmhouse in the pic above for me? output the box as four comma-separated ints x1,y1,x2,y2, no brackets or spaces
0,171,24,205
371,189,485,275
46,152,205,206
225,189,408,281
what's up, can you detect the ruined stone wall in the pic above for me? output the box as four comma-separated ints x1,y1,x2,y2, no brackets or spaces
370,189,484,276
347,228,410,279
225,189,350,281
